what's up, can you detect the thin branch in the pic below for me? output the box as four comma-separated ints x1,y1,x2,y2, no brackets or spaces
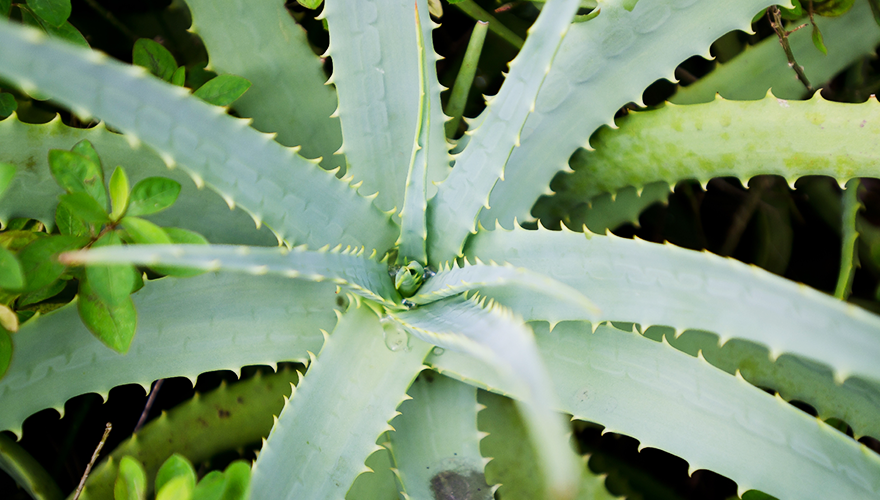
768,6,814,94
134,379,164,433
72,422,112,500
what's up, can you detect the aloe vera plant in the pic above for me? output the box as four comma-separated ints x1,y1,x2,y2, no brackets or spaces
1,0,880,499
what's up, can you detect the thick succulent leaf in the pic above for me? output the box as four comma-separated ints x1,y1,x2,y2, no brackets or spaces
427,0,581,263
0,433,63,500
542,94,880,208
429,322,880,499
479,0,780,229
387,372,491,500
78,370,299,500
835,180,861,299
183,0,345,171
0,273,338,437
672,0,880,103
0,21,397,252
249,305,430,499
0,115,274,245
391,296,581,499
465,225,880,384
322,0,450,213
410,260,598,318
62,243,401,306
478,390,616,500
345,444,400,500
396,5,432,265
660,328,880,441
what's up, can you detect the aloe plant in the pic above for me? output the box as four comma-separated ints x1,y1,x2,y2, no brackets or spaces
1,0,880,499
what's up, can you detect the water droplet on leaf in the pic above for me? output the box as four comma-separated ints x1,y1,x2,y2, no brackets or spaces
381,318,410,352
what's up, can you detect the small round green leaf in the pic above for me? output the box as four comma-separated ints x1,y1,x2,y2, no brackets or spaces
171,66,186,87
120,217,172,245
41,20,89,47
193,75,252,107
114,456,147,500
85,232,137,306
0,93,16,120
24,0,71,27
109,166,130,221
58,192,110,224
813,0,856,16
132,39,178,82
127,177,181,216
0,246,24,290
191,471,225,500
77,277,137,353
48,149,108,210
219,461,250,500
156,454,196,494
55,201,92,237
0,0,11,17
17,278,66,308
18,235,89,292
0,230,40,252
0,327,11,380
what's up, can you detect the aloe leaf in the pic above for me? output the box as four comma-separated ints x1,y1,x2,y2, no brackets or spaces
0,115,275,245
0,21,398,253
249,305,430,499
0,162,14,199
674,0,880,103
79,370,297,500
0,432,63,500
387,372,491,499
183,0,345,172
62,243,402,306
465,225,880,385
834,179,861,299
0,273,337,437
478,0,779,230
430,321,880,499
663,328,880,441
346,441,399,500
391,295,581,499
541,95,880,219
321,0,451,214
410,260,599,318
445,21,489,139
396,3,432,266
478,390,615,500
427,0,581,263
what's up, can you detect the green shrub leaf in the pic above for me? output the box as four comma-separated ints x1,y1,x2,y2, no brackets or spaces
0,93,16,120
114,456,147,500
0,246,24,290
18,235,88,292
48,148,108,210
132,39,178,82
811,23,828,54
85,232,137,307
120,217,172,245
55,201,91,237
0,0,10,17
24,0,70,27
77,276,137,353
814,0,856,16
0,327,10,380
156,475,194,500
109,166,130,221
171,66,186,87
193,75,251,106
127,177,181,216
58,192,110,224
190,471,225,500
156,454,196,494
219,461,249,500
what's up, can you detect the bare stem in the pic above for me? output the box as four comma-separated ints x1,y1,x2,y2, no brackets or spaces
72,422,112,500
134,378,164,433
768,6,814,94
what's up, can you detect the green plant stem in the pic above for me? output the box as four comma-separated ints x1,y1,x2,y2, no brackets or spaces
835,179,861,300
0,433,63,500
82,0,138,42
452,1,524,49
72,422,111,500
768,6,814,94
445,21,489,139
